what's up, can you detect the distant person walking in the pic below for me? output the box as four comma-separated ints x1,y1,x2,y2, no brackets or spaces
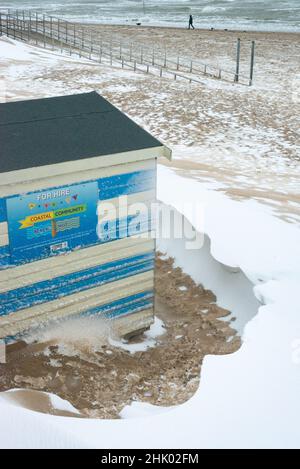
188,14,195,30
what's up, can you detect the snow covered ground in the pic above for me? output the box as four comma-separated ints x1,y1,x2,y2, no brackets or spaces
0,35,300,448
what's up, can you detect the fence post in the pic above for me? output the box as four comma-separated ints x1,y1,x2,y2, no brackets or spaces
22,10,25,41
130,42,132,61
235,38,241,82
190,60,193,73
177,56,180,71
0,12,2,36
28,11,31,41
65,20,68,44
249,40,255,86
152,47,155,66
43,14,46,48
141,47,143,63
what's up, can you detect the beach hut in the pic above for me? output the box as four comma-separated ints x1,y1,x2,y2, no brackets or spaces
0,91,171,341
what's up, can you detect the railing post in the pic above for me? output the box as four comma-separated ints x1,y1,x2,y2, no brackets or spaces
249,40,255,86
35,11,38,44
28,11,31,41
235,38,241,82
43,14,46,48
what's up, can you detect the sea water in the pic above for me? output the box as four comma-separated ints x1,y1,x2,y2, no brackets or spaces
1,0,299,32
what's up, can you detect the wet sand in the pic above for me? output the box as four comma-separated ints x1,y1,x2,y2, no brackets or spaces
0,255,240,418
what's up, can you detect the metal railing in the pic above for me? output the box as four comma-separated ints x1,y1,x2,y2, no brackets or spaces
0,9,254,85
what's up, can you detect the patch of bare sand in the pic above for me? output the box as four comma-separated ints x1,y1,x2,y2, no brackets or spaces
0,389,83,418
0,255,240,419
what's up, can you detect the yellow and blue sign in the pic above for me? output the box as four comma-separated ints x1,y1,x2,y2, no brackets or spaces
7,182,99,263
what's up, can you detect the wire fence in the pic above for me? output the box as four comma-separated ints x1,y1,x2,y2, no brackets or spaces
0,9,254,86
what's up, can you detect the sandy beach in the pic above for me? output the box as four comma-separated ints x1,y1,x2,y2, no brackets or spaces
0,254,240,418
0,21,300,437
2,24,297,222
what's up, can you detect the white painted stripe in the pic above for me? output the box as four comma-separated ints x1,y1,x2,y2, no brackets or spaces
0,147,163,187
0,235,154,283
0,271,154,338
114,309,154,338
0,158,156,197
0,224,7,236
0,233,8,247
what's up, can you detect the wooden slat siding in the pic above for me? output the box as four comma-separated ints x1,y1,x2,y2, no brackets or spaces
0,239,154,292
0,271,153,328
0,146,167,186
6,308,155,344
112,309,154,338
0,159,156,198
0,253,154,315
0,271,154,339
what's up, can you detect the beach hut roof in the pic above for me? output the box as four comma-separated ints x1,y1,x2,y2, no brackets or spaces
0,91,166,174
